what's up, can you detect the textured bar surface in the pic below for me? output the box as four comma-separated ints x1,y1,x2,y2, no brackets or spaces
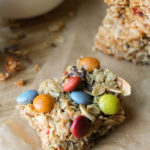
95,6,150,64
17,58,131,150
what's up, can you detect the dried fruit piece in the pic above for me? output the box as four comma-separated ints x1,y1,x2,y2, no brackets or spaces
133,8,143,16
46,130,50,134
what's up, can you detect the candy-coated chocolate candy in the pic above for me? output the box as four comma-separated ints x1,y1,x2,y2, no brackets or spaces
63,76,81,92
70,91,92,105
99,94,120,115
16,90,38,105
79,57,100,72
33,94,55,113
71,115,90,138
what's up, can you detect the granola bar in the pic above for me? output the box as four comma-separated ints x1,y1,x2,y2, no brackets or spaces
105,0,149,7
16,57,131,150
95,6,150,64
105,0,150,21
105,0,129,6
103,6,150,38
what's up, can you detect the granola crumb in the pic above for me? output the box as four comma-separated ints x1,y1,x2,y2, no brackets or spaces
50,43,57,47
34,65,40,72
54,35,65,44
0,72,9,81
68,11,76,17
5,56,24,74
9,32,26,40
15,79,26,87
48,21,65,32
8,20,21,29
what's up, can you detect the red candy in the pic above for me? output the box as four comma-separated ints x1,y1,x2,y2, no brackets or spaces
71,115,90,138
133,8,143,16
63,76,81,92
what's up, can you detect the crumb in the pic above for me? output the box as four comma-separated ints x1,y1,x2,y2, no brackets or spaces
68,11,76,17
4,45,31,63
48,21,65,32
0,72,9,81
15,79,25,87
54,35,65,44
9,32,26,40
4,45,19,54
5,56,24,74
8,20,21,29
34,65,40,72
50,43,57,47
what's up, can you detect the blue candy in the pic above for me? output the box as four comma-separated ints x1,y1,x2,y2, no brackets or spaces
16,90,38,105
70,91,92,105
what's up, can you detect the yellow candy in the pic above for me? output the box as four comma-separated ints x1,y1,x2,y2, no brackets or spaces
79,57,100,72
33,94,55,113
99,94,120,115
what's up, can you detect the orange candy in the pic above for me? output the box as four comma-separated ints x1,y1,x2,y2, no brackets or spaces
79,57,100,72
33,94,55,113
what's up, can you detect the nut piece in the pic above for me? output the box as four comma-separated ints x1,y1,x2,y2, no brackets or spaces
117,77,131,96
79,105,95,122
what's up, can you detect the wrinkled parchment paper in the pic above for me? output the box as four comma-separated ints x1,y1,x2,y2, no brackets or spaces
0,0,150,150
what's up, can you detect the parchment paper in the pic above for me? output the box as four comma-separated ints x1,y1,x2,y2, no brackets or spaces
0,0,150,150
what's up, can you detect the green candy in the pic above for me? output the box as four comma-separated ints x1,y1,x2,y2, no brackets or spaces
99,94,120,115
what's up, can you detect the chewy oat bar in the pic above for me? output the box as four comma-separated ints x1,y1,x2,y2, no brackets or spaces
95,6,150,64
105,0,150,20
16,57,131,150
105,0,129,6
100,6,150,39
105,0,149,7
